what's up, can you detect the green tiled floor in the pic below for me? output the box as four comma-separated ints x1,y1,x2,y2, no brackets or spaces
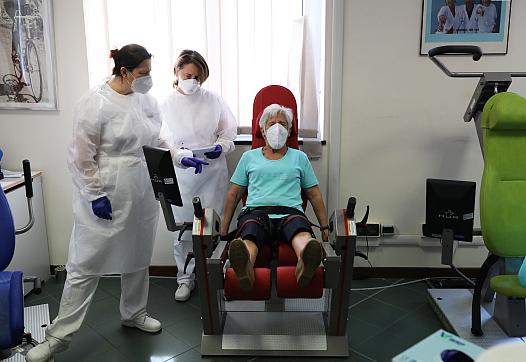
25,277,444,362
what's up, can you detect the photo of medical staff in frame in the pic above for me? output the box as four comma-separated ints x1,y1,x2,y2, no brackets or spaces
420,0,512,55
0,0,57,110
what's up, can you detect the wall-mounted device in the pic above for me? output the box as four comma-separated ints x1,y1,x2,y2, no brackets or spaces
381,224,395,236
356,223,381,238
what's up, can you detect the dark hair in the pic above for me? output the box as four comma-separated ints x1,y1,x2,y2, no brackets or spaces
110,44,152,76
174,49,209,85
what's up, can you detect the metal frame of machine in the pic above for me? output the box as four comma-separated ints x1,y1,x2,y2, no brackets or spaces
143,145,359,356
190,203,357,356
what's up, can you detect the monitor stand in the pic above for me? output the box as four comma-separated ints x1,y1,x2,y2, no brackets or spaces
159,192,177,232
441,228,456,265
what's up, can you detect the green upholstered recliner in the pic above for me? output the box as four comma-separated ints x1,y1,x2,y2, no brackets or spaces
472,92,526,336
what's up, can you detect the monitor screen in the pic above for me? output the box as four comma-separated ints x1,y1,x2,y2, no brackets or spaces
423,178,476,242
143,145,183,206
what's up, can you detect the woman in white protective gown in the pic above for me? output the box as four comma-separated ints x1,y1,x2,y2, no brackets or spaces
160,49,237,302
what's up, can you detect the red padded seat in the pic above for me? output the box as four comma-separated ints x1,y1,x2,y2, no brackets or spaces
224,267,271,301
276,266,324,299
278,244,298,266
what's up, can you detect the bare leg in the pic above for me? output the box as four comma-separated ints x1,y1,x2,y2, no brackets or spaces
291,231,315,258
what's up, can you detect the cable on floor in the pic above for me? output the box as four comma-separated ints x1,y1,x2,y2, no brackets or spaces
350,276,474,291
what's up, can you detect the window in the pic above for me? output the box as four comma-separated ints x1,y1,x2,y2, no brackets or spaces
83,0,324,137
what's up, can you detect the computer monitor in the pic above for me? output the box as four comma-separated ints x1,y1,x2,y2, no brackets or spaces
423,178,476,243
143,146,183,232
143,145,182,206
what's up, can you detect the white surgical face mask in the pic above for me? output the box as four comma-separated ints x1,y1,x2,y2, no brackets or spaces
130,74,153,94
265,123,289,150
178,78,199,95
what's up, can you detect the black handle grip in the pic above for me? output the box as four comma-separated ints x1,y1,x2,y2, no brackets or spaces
346,197,356,219
193,196,203,218
428,45,482,61
22,159,33,198
359,205,370,226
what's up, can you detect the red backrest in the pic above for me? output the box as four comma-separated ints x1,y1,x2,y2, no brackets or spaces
252,85,299,149
242,85,306,209
245,84,307,212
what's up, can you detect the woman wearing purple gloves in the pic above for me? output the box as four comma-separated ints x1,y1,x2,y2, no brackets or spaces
26,44,206,362
161,49,237,302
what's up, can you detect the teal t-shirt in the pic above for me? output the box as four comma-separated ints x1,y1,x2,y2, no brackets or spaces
230,147,319,217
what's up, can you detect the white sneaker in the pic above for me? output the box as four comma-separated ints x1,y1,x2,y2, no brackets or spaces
25,337,67,362
174,283,194,302
122,314,162,333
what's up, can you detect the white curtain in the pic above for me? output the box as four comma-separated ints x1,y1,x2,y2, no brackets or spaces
288,16,319,139
83,0,320,132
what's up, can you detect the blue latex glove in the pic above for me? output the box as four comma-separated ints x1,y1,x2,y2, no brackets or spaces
204,144,222,159
92,196,112,220
181,157,209,174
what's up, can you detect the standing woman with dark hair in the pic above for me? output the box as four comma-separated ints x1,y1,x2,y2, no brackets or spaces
26,44,207,362
161,49,237,302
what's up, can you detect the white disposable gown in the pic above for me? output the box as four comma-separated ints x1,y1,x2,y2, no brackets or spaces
477,3,497,33
458,5,479,33
437,5,463,33
67,82,179,275
161,87,237,284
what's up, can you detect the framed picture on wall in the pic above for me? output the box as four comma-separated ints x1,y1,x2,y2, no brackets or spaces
0,0,58,110
420,0,512,55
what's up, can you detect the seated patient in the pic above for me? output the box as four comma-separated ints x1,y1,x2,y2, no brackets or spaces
220,104,329,291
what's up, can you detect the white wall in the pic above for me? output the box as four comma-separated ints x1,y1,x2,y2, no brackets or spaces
340,0,526,267
2,0,525,270
0,0,88,265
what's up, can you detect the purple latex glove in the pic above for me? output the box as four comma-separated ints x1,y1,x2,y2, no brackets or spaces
204,144,222,159
92,196,112,220
181,157,209,174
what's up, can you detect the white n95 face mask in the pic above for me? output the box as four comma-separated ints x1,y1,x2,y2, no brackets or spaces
131,75,153,94
178,78,199,95
265,123,289,150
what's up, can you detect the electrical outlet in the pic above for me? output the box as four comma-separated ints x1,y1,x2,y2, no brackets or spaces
381,224,395,235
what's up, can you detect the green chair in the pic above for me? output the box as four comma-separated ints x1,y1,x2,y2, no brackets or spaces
471,92,526,337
